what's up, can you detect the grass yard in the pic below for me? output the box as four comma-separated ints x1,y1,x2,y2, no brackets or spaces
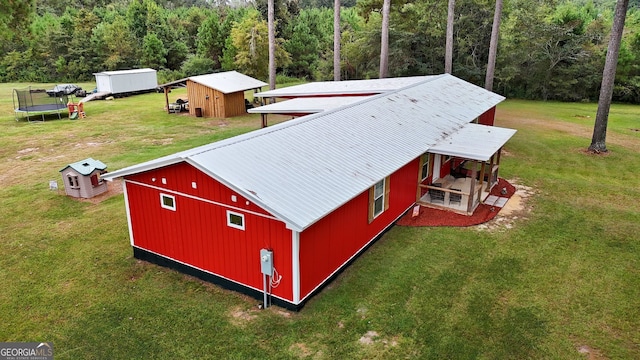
0,83,639,359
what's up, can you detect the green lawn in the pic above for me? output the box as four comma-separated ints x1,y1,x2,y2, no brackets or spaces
1,83,638,359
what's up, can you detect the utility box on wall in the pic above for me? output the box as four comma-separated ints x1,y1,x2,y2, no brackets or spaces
260,249,273,276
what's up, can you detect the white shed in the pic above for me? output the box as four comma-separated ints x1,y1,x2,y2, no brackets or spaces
93,68,158,95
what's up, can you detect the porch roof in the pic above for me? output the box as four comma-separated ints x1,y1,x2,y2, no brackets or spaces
429,123,517,162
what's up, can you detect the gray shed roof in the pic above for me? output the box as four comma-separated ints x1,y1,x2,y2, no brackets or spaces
248,96,368,114
60,158,107,176
255,76,435,98
189,71,267,94
103,74,509,232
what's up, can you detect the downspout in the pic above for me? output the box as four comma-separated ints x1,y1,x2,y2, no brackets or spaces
292,231,300,304
122,180,135,247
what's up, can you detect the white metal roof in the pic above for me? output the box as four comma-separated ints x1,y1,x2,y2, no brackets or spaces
255,76,436,98
103,74,508,232
248,96,369,114
429,123,517,162
189,71,267,94
94,68,156,76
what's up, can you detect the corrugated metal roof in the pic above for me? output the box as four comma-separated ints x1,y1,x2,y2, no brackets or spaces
103,74,508,232
255,76,436,98
248,96,369,114
60,158,107,175
189,71,267,94
429,123,517,162
94,68,156,76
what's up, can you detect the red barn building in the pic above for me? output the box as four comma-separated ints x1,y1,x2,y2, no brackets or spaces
103,74,516,310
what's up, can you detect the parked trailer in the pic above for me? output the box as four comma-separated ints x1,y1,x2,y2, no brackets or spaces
93,68,158,97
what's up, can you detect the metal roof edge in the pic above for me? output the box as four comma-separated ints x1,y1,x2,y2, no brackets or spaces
158,77,189,88
254,75,440,98
101,157,185,181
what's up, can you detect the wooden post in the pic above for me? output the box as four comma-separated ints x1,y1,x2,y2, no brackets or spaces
467,160,477,212
164,87,170,114
478,160,486,190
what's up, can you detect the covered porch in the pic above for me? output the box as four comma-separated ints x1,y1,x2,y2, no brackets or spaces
416,123,517,215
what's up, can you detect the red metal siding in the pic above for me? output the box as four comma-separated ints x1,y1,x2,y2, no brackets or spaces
127,162,272,217
439,156,452,177
124,162,293,301
478,106,496,126
298,158,419,300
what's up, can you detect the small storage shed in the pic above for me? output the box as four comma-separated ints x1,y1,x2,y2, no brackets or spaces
181,71,267,118
159,71,267,118
103,74,516,310
60,158,108,199
94,68,158,95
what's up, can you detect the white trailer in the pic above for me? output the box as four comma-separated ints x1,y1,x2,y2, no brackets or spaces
93,68,158,95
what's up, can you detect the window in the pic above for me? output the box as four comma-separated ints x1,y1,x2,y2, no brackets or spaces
420,153,431,180
67,175,79,189
373,180,385,216
160,193,176,211
368,176,390,222
227,210,245,230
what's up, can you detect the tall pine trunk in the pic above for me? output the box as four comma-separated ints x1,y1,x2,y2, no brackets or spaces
445,0,455,74
379,0,390,78
589,0,629,153
485,0,503,91
334,0,341,81
268,0,276,93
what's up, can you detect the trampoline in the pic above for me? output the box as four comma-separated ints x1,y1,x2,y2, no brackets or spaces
13,87,69,122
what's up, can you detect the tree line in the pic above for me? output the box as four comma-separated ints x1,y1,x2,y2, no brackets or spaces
2,0,640,103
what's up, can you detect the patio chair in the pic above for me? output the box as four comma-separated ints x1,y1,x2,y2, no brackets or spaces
430,183,445,204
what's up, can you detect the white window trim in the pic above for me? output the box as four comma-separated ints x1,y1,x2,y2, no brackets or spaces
66,173,80,189
160,193,176,211
373,179,385,218
227,210,245,230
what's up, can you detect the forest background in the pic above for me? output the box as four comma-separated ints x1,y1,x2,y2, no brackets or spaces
3,0,640,103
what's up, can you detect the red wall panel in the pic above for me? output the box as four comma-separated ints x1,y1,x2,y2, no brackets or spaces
125,162,293,301
478,106,496,126
298,158,420,299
